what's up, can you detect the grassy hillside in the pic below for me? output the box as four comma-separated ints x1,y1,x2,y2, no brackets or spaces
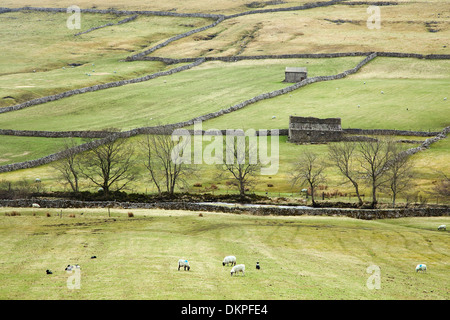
0,1,448,203
0,209,448,299
0,11,210,107
152,2,450,57
0,136,85,166
0,57,362,131
1,134,446,206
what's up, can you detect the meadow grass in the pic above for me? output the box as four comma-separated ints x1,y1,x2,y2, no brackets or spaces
1,134,446,205
0,11,211,107
0,136,85,166
0,0,347,15
0,57,362,131
0,4,448,201
0,208,448,299
200,57,450,132
152,2,450,57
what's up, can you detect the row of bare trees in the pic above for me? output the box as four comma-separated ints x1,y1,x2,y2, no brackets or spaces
51,131,448,206
291,139,415,208
52,135,137,195
52,128,265,199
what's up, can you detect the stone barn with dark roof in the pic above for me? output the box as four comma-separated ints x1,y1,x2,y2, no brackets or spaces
288,116,343,143
284,67,307,83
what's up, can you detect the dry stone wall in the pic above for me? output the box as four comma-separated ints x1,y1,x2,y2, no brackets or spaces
74,15,138,36
0,59,205,114
0,198,447,220
343,128,440,137
142,52,450,63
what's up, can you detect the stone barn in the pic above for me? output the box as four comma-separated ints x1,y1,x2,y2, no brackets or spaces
288,116,343,143
284,67,307,83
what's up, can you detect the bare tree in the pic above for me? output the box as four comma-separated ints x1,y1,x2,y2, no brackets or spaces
142,127,194,196
384,144,415,207
79,134,136,195
432,171,450,200
328,141,364,206
51,138,81,192
357,139,395,208
218,131,261,199
291,151,327,206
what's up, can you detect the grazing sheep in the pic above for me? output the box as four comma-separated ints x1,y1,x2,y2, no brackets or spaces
416,264,427,273
438,225,446,231
32,203,40,208
231,264,245,276
222,256,237,266
256,262,260,270
178,259,190,271
65,264,80,272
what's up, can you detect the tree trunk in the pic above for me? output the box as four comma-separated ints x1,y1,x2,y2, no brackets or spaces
310,184,316,206
371,180,377,208
352,181,363,206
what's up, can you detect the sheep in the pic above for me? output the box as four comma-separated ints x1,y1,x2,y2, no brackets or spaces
65,264,81,272
416,264,427,273
230,264,245,276
32,203,40,208
438,225,446,231
222,256,236,266
178,259,190,271
46,269,53,274
256,262,260,270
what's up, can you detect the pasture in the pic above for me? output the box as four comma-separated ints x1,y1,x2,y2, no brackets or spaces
0,208,448,300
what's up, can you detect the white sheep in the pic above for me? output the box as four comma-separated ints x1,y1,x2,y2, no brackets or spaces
65,264,81,272
222,255,236,266
416,264,427,273
178,259,190,271
230,264,245,276
438,225,446,231
32,203,40,208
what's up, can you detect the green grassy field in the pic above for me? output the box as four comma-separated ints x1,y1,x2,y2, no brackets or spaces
0,57,362,131
1,134,446,206
0,136,85,166
0,208,448,300
200,57,450,132
0,11,210,107
152,2,450,57
0,2,448,199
